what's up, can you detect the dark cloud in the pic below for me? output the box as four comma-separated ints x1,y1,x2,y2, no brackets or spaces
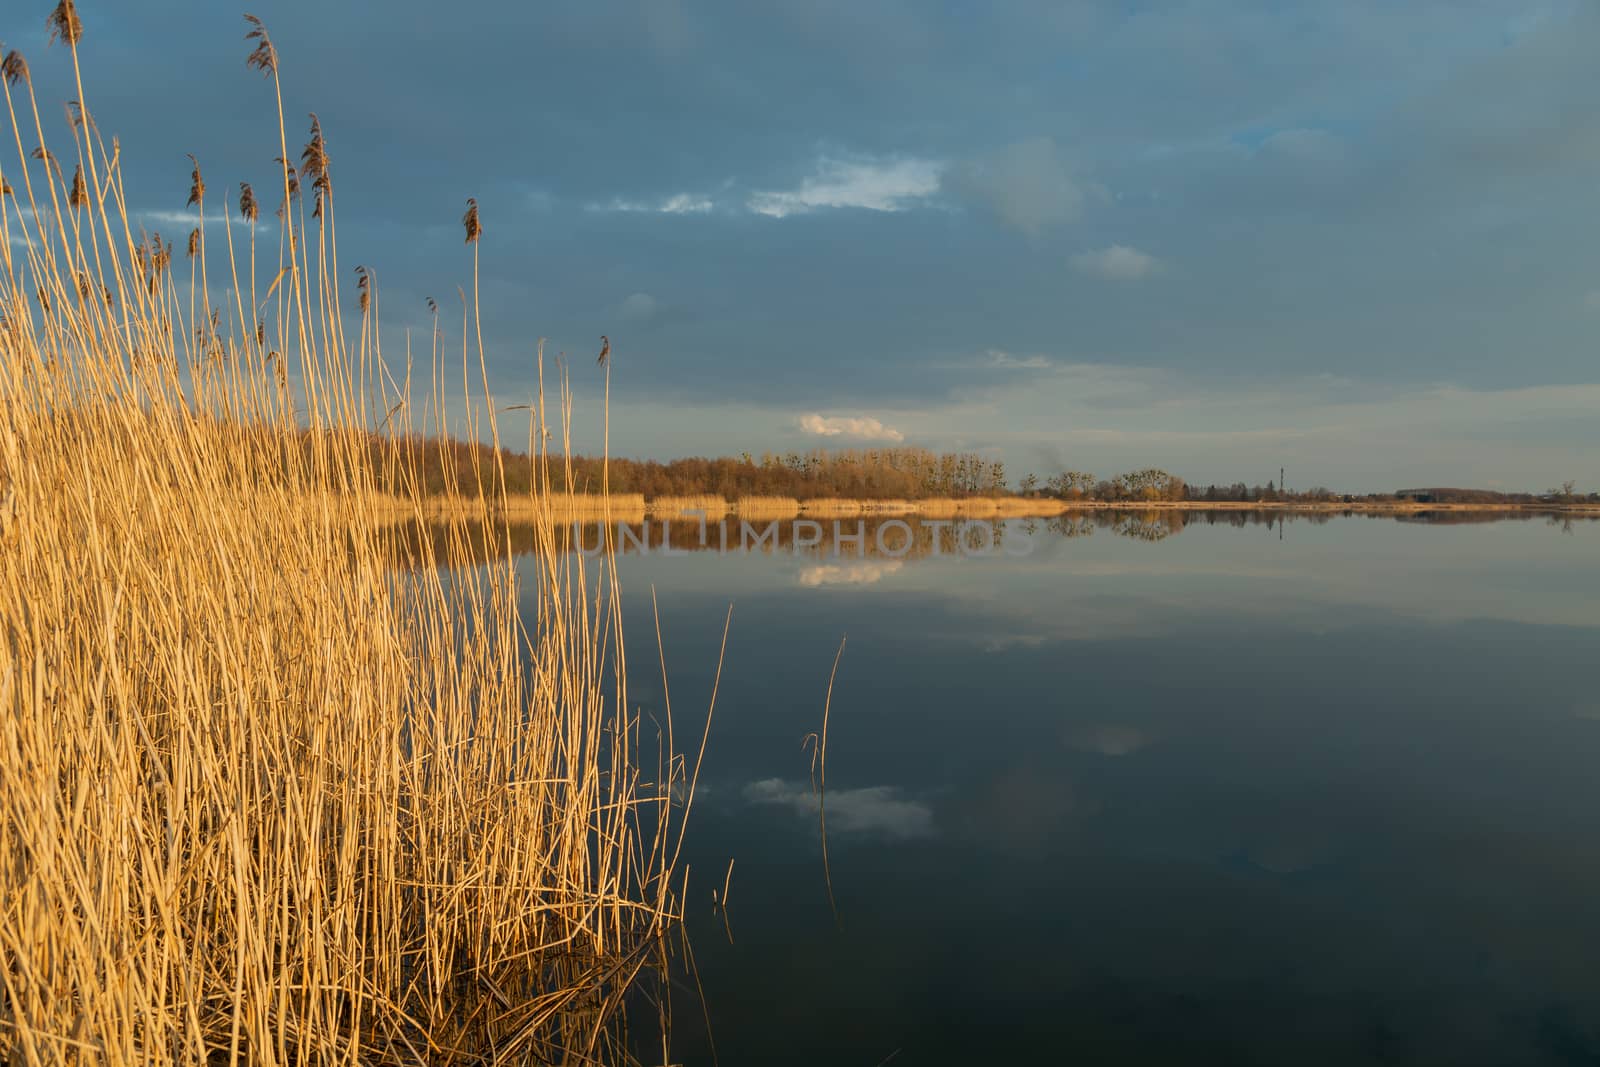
4,1,1596,482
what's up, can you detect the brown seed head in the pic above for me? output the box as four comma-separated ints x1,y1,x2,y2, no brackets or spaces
273,158,300,198
301,114,329,194
186,154,205,208
355,265,371,314
243,15,277,75
462,198,482,244
239,182,258,223
1,51,29,87
46,2,83,47
30,146,60,179
68,164,86,207
186,228,200,258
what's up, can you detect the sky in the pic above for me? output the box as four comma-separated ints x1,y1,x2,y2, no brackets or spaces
5,0,1600,491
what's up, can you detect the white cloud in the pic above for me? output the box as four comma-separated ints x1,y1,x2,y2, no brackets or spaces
583,159,944,221
139,209,259,231
658,193,714,214
744,778,935,840
798,412,905,442
748,156,943,218
947,137,1088,236
983,348,1051,370
588,193,713,215
1071,244,1162,281
798,561,904,587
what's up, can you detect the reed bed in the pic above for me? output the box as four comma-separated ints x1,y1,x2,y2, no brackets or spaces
401,491,647,523
733,495,801,519
798,498,863,517
911,497,1069,517
0,9,695,1064
912,497,995,514
977,497,1070,516
644,493,727,518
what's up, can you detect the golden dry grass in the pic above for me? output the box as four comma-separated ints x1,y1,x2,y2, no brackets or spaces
733,495,800,519
400,490,647,522
798,498,863,517
645,493,727,518
910,497,1068,517
912,497,995,514
0,11,697,1064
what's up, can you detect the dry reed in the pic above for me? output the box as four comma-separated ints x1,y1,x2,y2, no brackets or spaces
733,495,800,519
856,499,915,514
645,493,727,518
0,12,696,1064
914,497,997,514
399,491,647,523
798,498,863,517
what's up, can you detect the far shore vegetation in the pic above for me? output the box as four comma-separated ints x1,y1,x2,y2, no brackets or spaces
383,438,1600,511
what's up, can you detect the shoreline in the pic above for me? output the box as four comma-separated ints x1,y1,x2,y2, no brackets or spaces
381,494,1600,521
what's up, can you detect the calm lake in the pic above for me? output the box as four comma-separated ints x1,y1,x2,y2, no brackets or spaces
500,510,1600,1064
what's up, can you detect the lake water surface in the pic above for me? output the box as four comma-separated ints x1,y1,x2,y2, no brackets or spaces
509,511,1600,1065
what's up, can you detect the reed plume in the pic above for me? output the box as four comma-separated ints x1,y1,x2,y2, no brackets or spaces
302,113,328,217
46,1,82,47
462,196,481,243
29,145,59,178
243,13,277,74
1,50,29,86
186,152,205,206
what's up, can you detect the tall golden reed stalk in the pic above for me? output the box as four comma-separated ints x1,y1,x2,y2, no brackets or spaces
0,6,705,1062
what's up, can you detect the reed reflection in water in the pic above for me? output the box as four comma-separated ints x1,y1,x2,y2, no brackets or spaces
384,508,1598,568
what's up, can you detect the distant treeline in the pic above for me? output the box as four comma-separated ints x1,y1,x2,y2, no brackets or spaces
1033,473,1596,505
388,442,1012,499
373,436,1594,505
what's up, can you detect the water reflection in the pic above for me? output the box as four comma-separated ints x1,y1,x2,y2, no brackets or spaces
427,510,1600,1064
389,507,1599,568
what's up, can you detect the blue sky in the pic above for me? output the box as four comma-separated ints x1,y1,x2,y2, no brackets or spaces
8,1,1600,490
